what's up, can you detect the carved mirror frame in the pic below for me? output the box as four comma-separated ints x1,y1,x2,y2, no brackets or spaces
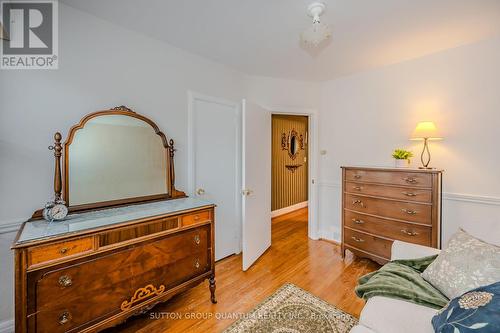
33,106,186,218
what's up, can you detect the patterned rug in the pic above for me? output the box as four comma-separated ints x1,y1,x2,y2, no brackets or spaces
222,283,358,333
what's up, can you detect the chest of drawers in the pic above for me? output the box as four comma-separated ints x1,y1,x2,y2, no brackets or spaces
341,167,442,264
13,198,216,333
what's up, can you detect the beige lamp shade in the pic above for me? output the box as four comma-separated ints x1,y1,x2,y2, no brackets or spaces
410,121,442,140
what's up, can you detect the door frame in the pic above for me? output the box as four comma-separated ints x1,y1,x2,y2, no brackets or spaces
266,106,319,240
187,91,242,254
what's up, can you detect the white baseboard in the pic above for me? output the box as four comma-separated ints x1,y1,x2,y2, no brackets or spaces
271,201,308,218
0,319,14,333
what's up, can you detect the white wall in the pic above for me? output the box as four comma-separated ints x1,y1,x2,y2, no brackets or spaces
0,3,246,327
317,36,500,243
245,75,320,110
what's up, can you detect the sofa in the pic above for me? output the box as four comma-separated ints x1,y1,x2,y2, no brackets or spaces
350,226,500,333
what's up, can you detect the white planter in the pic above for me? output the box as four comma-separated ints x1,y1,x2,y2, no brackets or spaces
395,159,410,168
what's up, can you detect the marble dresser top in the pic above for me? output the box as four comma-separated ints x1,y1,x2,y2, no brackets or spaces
16,197,214,245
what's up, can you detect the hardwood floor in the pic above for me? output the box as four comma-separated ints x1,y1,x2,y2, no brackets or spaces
107,208,379,333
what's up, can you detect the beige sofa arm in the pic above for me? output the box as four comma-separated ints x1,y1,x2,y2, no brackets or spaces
391,241,441,261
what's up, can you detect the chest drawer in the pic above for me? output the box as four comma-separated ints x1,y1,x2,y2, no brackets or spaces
30,226,210,332
345,194,432,224
345,169,432,188
344,210,431,246
28,237,94,267
344,228,392,260
345,181,432,203
181,210,211,226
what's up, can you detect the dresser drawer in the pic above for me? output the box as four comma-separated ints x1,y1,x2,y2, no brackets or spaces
345,194,432,224
28,237,94,267
30,227,210,332
344,228,392,260
345,169,432,188
32,253,208,333
182,210,211,226
344,210,431,246
345,181,432,203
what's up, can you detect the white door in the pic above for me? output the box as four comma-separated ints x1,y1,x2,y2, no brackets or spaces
189,93,241,260
241,99,272,271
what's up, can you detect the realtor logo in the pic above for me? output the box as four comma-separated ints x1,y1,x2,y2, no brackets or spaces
1,0,58,69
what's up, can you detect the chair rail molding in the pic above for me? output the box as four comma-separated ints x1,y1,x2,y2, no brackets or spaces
0,319,14,333
0,219,24,235
317,181,500,206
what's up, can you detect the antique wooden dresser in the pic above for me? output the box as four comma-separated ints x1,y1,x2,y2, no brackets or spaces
12,106,216,333
341,166,442,264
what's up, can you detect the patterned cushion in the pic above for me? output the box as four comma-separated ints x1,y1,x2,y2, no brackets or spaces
432,282,500,333
421,229,500,299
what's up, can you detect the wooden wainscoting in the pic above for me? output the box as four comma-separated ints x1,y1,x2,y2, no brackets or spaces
271,115,308,211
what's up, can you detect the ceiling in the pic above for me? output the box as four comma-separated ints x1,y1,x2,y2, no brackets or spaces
62,0,500,81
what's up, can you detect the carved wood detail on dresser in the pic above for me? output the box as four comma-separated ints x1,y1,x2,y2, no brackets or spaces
341,166,442,265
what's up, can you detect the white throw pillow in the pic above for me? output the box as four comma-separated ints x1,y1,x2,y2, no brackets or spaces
421,229,500,299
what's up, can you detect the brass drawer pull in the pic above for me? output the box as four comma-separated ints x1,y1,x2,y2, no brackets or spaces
403,177,418,184
351,236,365,243
352,200,365,208
401,229,419,236
194,259,200,269
352,219,365,224
59,247,69,254
194,235,201,245
58,311,71,325
402,192,417,197
353,186,363,191
58,275,72,287
401,208,417,215
353,174,362,179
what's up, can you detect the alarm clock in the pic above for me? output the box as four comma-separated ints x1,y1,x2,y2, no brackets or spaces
43,200,68,222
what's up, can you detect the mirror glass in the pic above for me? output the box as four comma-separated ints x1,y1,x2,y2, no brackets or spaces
68,115,168,206
290,135,298,156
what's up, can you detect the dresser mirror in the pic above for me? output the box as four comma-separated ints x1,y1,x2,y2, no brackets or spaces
34,106,186,217
68,114,168,206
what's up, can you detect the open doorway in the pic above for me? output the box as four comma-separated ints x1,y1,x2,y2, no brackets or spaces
271,115,309,228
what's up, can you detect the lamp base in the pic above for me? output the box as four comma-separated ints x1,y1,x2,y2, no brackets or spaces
418,166,435,170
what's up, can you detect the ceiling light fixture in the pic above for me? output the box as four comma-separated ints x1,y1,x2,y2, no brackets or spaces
301,2,331,47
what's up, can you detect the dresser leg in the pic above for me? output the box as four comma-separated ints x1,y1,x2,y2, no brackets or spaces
209,274,217,304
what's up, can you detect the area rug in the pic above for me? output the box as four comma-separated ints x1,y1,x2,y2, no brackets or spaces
222,283,358,333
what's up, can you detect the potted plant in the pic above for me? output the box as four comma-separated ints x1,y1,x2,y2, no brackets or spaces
392,149,413,168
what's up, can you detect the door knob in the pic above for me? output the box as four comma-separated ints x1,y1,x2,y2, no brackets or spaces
196,188,205,195
242,189,253,196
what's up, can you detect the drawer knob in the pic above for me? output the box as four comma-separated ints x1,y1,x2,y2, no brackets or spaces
194,235,201,245
194,215,200,221
403,177,418,184
353,186,363,191
402,192,417,197
401,229,419,236
58,311,71,325
352,200,365,208
352,219,365,225
401,208,417,215
353,174,362,179
58,275,72,287
194,259,200,269
59,247,69,254
351,236,365,243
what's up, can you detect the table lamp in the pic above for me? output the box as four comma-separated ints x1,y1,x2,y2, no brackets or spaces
0,22,9,41
410,121,442,169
